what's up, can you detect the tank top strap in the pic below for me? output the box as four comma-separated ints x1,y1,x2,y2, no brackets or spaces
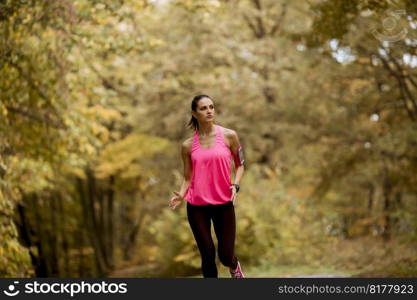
215,124,227,147
215,124,221,141
192,125,226,151
191,130,200,151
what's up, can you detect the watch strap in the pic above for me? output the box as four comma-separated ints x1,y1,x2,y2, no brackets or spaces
231,184,240,193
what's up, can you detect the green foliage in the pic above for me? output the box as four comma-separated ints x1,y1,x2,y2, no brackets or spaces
0,191,33,277
150,207,201,276
95,133,171,179
1,0,417,277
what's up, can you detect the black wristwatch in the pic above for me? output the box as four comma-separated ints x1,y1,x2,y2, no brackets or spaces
231,184,240,193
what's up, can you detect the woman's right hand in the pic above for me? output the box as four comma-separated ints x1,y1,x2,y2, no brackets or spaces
169,191,185,210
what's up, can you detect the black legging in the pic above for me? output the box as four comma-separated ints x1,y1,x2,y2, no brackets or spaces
186,201,238,278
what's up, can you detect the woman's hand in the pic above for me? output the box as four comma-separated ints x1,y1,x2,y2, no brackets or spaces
230,185,238,206
169,191,185,210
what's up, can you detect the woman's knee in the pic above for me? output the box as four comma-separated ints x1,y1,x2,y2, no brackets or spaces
200,244,216,261
218,250,235,267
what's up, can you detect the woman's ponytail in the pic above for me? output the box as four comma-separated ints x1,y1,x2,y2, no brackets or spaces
187,115,199,131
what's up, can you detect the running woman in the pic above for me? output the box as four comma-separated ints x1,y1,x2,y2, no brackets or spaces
169,94,246,278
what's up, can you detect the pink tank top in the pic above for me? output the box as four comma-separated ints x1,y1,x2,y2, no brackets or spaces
184,124,233,206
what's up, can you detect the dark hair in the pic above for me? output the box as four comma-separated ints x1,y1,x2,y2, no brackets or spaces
187,94,214,131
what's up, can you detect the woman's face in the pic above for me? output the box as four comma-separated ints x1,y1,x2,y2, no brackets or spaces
192,97,215,123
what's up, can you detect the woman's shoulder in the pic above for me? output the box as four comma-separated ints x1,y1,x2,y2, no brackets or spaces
218,125,239,147
218,125,238,139
182,136,194,153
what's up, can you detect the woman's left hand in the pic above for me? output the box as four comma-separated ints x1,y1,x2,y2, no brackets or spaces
230,185,238,206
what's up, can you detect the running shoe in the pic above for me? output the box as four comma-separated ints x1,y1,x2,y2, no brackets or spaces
229,261,245,278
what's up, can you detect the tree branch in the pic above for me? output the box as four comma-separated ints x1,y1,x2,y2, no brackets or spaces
270,3,287,36
243,13,260,38
376,52,416,121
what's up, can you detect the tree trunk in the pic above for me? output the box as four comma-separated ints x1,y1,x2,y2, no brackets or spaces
106,175,115,268
86,169,111,272
367,183,374,215
123,207,147,261
77,227,85,277
15,202,39,274
49,195,59,276
31,194,49,277
381,171,392,240
77,176,107,276
57,194,70,277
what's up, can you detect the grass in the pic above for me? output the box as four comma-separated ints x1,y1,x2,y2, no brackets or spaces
320,236,417,277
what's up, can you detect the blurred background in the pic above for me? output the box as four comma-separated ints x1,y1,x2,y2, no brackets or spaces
1,0,417,278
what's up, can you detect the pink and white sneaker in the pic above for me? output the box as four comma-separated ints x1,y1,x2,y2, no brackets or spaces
229,261,245,278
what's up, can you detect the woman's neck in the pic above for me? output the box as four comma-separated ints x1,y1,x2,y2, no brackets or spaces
198,122,215,137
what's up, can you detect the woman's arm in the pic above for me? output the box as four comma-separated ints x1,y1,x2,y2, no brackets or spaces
228,130,245,185
178,139,193,199
169,139,193,210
